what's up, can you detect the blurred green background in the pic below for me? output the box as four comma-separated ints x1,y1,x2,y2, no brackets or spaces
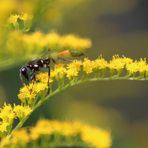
0,0,148,147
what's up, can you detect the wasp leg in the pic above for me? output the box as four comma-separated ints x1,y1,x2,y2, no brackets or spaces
47,66,50,95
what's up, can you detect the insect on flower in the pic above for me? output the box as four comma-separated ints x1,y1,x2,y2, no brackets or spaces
19,49,85,94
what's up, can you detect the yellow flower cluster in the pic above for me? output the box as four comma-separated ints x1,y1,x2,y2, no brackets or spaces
18,55,148,103
0,104,15,133
109,55,133,71
6,31,91,57
23,32,92,51
67,60,82,79
1,119,112,148
18,82,48,104
0,103,32,135
8,13,32,25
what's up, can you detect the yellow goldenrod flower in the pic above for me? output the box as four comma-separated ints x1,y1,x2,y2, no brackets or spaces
109,55,133,72
13,105,32,120
11,129,29,144
0,137,10,147
6,31,91,58
66,60,82,79
30,119,53,140
44,32,60,49
23,32,45,49
83,58,95,74
39,32,92,51
36,72,53,84
0,103,15,123
18,84,37,102
81,125,111,148
1,119,112,148
0,122,10,133
7,13,32,32
59,34,92,51
52,64,67,80
93,55,108,70
18,82,48,103
126,58,147,75
0,103,15,134
8,14,20,24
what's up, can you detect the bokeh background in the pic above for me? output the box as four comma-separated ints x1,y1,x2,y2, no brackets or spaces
0,0,148,147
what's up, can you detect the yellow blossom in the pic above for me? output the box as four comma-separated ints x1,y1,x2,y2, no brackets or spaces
83,58,95,74
18,82,48,102
36,72,53,83
66,60,82,79
30,119,52,140
8,14,20,24
1,119,111,148
81,125,111,148
0,103,15,134
94,56,108,70
11,129,29,144
44,32,60,49
23,32,45,49
52,64,67,80
31,120,111,148
0,103,15,123
34,82,48,93
18,84,37,102
0,138,10,147
0,122,10,133
59,34,91,51
109,55,133,71
126,58,147,74
13,105,32,119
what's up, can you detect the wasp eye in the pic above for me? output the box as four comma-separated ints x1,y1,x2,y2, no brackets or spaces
21,67,27,74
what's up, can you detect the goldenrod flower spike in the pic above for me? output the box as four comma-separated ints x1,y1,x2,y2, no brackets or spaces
1,119,112,148
17,55,148,109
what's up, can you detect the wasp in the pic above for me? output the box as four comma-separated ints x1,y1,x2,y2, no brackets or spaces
19,49,84,93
